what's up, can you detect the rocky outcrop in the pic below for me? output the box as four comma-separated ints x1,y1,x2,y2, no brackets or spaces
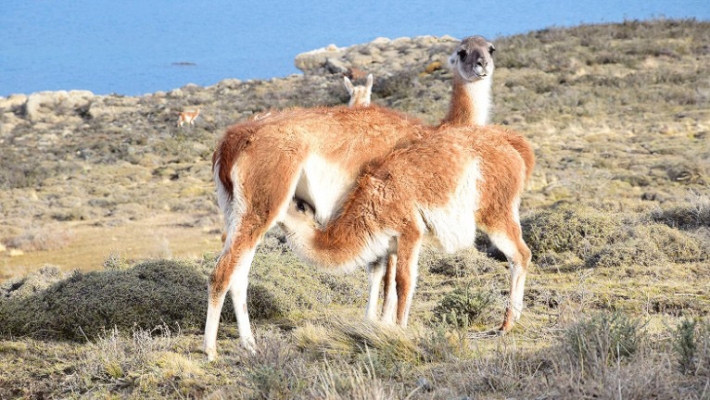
24,90,94,123
294,35,459,78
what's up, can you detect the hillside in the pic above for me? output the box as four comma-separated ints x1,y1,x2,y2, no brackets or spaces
1,19,709,399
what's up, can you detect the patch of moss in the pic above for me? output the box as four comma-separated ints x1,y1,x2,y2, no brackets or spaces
587,238,666,269
645,223,704,262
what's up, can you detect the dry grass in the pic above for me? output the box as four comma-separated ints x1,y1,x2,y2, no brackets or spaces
1,18,709,399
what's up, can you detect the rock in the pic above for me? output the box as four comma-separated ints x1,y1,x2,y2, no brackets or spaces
347,53,374,68
370,37,391,46
416,377,433,392
324,57,349,74
0,112,24,135
24,90,93,122
294,35,460,79
0,94,28,111
215,79,242,90
168,88,185,98
294,44,346,73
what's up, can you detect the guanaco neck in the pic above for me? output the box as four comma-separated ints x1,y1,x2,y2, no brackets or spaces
441,73,491,126
311,206,378,265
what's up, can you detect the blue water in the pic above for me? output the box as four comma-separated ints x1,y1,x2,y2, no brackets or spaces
1,0,708,97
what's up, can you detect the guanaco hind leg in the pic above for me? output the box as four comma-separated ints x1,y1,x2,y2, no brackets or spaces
365,258,387,321
487,222,531,332
381,253,398,324
394,229,424,327
204,227,261,360
205,157,304,360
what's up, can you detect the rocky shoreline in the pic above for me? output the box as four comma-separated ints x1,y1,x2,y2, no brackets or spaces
0,35,460,133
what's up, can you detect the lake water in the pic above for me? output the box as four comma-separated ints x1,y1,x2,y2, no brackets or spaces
1,0,708,97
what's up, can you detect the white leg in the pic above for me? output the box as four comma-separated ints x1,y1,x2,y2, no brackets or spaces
229,246,258,352
204,290,226,361
365,259,387,321
512,267,527,321
488,230,530,329
204,242,258,360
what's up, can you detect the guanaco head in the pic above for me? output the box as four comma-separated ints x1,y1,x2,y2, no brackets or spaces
279,197,321,261
343,74,374,107
280,197,318,235
448,36,495,82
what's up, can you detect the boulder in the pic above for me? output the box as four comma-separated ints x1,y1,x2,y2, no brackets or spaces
0,94,28,111
24,90,93,122
294,44,346,74
294,35,460,78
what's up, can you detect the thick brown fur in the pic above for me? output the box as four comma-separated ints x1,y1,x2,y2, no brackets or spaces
214,106,425,201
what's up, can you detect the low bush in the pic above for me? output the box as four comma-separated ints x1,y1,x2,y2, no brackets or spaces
0,260,214,340
523,202,622,261
562,311,646,376
673,318,710,376
432,286,496,328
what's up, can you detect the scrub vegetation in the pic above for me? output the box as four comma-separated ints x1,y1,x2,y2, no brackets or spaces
1,19,709,399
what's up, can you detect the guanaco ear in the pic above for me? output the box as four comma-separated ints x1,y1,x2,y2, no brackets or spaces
343,76,354,95
365,74,374,90
448,52,457,67
488,43,496,55
448,47,461,68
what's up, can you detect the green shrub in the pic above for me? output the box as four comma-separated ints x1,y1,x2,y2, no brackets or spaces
646,223,704,262
425,248,498,277
432,286,495,328
586,224,665,268
651,204,710,230
673,318,710,376
374,70,418,100
563,311,646,375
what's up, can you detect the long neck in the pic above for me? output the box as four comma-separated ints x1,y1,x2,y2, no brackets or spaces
441,74,491,126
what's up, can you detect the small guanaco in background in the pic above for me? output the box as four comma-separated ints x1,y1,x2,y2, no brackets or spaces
177,108,200,127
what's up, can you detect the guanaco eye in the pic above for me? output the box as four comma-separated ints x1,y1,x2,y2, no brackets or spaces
296,200,306,212
457,50,467,61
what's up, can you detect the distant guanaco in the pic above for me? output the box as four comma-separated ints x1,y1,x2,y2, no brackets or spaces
343,74,374,107
177,108,200,127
